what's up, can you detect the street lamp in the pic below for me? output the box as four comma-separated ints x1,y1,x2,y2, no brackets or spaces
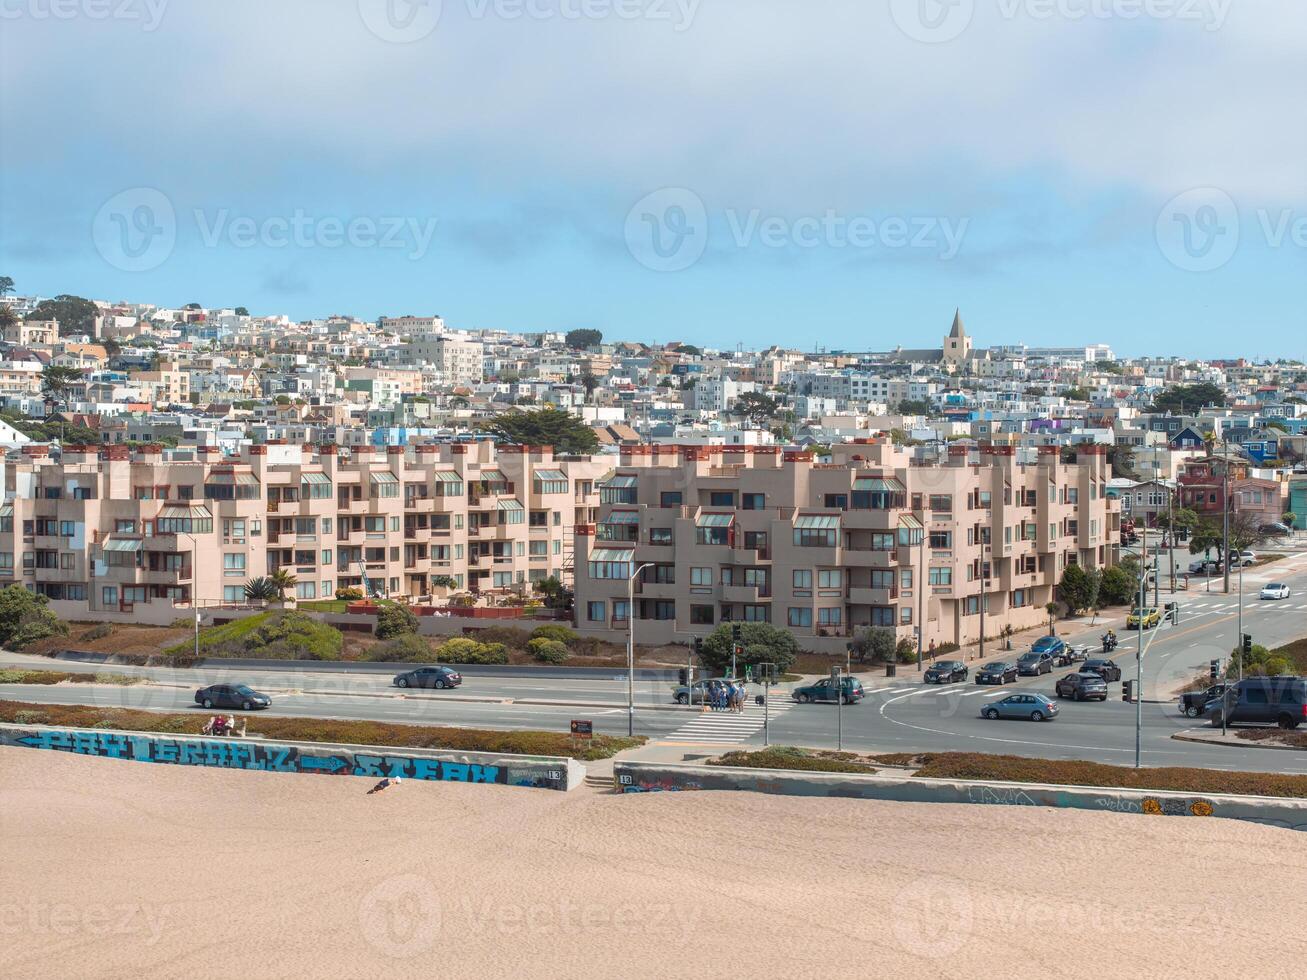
625,561,655,737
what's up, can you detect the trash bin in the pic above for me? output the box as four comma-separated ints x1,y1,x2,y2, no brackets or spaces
886,663,897,678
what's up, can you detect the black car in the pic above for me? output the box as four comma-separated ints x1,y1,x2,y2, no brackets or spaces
1054,672,1109,702
975,661,1018,685
1080,658,1123,683
1181,683,1228,718
1206,677,1307,729
925,660,968,684
1016,652,1053,676
393,666,463,690
194,684,271,710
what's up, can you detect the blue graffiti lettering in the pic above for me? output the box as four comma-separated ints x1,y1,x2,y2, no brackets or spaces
352,755,386,777
409,759,441,780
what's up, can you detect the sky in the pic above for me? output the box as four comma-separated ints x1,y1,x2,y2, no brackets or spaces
1,0,1304,360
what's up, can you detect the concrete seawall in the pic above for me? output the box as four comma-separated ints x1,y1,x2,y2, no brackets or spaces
613,761,1307,831
1,723,585,791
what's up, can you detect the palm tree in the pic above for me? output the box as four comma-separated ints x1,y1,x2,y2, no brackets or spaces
243,577,278,602
268,568,298,601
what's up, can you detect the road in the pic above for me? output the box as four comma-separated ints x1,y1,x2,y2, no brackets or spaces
3,541,1307,773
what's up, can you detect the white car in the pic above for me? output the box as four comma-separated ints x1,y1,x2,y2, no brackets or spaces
1260,583,1290,600
1230,551,1257,567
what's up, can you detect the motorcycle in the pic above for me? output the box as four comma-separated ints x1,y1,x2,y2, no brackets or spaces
1101,633,1118,653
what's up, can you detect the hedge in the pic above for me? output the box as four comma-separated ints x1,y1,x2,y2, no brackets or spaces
0,700,643,762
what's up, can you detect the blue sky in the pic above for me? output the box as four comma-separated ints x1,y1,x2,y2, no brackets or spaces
1,0,1304,360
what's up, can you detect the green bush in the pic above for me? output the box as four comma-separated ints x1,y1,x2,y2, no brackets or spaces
895,637,918,664
471,626,534,650
934,642,961,656
335,586,364,600
0,585,67,649
700,622,798,675
1263,657,1292,677
527,637,569,664
166,611,342,661
375,603,419,639
370,633,435,663
433,637,509,665
80,623,114,641
1099,564,1137,606
529,623,577,644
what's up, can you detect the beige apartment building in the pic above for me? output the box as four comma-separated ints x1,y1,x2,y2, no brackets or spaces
0,441,606,625
574,440,1120,654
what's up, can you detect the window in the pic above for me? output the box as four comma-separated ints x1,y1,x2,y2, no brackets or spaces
1012,588,1029,608
870,607,895,626
817,607,842,626
871,532,895,551
296,517,316,537
587,601,606,622
115,520,137,534
792,569,812,590
709,491,735,507
690,605,714,625
0,552,11,571
742,605,769,622
787,607,813,628
929,530,952,549
660,491,682,508
650,528,673,545
900,606,912,624
929,567,952,586
929,494,952,513
529,540,548,557
296,581,317,600
823,494,848,510
870,570,895,589
649,600,674,621
223,553,246,575
224,585,245,602
101,586,118,605
690,567,713,587
123,586,146,603
817,569,842,589
588,549,633,580
899,569,913,589
741,493,765,510
613,600,631,622
793,527,836,548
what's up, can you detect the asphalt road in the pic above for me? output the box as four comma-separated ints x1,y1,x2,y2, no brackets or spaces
3,543,1306,773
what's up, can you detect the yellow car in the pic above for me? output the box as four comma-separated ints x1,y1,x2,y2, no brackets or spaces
1127,607,1162,630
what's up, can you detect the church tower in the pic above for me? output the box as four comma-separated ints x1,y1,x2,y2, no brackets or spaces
942,309,972,367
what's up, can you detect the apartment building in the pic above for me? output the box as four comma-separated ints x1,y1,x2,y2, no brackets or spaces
0,441,607,625
573,439,1119,654
2,318,57,347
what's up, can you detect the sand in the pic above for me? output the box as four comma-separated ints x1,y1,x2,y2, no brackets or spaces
2,746,1305,979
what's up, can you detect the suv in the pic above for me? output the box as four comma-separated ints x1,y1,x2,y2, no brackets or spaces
793,677,865,704
924,660,968,684
1127,607,1162,630
1017,651,1053,676
1080,658,1123,682
1031,636,1070,666
1206,677,1307,729
1054,672,1109,702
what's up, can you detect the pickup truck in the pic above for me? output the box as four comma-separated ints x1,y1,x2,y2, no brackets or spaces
1180,683,1227,718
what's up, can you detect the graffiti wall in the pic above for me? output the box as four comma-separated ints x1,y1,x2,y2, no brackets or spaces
0,726,572,791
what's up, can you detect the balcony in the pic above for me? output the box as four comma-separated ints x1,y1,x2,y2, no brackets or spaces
722,583,770,604
847,586,895,606
842,549,897,567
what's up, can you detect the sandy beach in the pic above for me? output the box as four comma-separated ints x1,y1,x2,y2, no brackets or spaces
2,746,1304,979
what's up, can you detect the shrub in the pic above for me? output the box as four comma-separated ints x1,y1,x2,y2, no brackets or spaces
711,747,876,774
471,626,534,650
433,637,509,665
0,586,66,649
700,622,798,675
335,586,364,601
849,626,896,664
80,623,114,641
530,623,577,644
375,603,419,640
527,638,569,664
166,611,342,661
1099,565,1137,606
895,637,918,664
13,710,50,725
934,642,961,656
9,613,69,650
370,633,435,663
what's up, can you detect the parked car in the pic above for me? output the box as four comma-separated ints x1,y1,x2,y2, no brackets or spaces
981,693,1059,722
1081,658,1123,682
1187,559,1209,574
1180,683,1228,718
793,676,865,704
393,666,462,689
672,678,742,705
1205,676,1307,729
1259,522,1292,537
925,660,968,684
1127,607,1162,630
194,684,271,710
1016,652,1053,676
975,661,1018,685
1260,583,1291,601
1054,672,1109,702
1228,550,1257,567
1031,635,1071,666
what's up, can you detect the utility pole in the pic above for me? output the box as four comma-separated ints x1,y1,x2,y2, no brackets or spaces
1168,482,1176,594
1135,530,1145,769
916,530,925,671
1221,443,1231,596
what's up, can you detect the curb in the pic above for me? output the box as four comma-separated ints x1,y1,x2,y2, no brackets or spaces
1172,731,1307,753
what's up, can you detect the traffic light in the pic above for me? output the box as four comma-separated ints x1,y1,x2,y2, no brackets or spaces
1242,634,1253,656
678,668,690,685
731,623,742,641
1210,660,1220,680
692,636,703,655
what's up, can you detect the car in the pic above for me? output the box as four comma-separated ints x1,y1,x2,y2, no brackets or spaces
975,661,1018,685
1180,683,1228,718
672,678,742,705
1054,672,1109,702
1228,550,1257,567
1187,559,1209,574
194,684,271,710
792,677,865,704
925,660,968,684
981,693,1059,722
1259,522,1292,537
1127,607,1162,630
1016,651,1053,676
1081,658,1123,683
1260,583,1291,601
393,666,462,689
1031,635,1071,666
1205,676,1307,729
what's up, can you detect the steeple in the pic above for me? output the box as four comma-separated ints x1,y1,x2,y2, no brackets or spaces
949,308,966,339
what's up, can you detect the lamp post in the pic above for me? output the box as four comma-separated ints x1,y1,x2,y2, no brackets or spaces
625,562,654,737
916,530,925,671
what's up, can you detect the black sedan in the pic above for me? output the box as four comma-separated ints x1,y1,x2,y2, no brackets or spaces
924,660,968,684
194,684,271,710
975,661,1018,685
393,666,463,690
1081,659,1123,683
1054,672,1109,702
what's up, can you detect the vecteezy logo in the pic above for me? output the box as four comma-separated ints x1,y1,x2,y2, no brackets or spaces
357,0,442,42
92,187,176,273
890,0,975,43
624,187,708,273
891,876,973,958
1155,187,1240,273
358,874,441,957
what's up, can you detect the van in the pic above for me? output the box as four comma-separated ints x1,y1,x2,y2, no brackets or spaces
1206,677,1307,729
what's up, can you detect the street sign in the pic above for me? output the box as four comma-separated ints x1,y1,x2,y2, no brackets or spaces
570,720,593,739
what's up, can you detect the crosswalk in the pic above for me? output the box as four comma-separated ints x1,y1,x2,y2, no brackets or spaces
1182,600,1307,615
